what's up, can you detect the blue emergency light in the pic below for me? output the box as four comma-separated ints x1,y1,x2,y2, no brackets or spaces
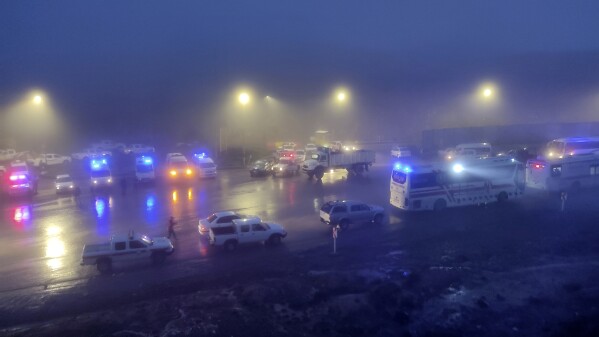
91,158,108,170
194,152,206,159
142,157,153,165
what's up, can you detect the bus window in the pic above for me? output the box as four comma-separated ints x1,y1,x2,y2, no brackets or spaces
391,170,407,184
411,173,437,189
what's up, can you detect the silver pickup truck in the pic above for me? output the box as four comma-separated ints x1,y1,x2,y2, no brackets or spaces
81,232,174,274
209,217,287,251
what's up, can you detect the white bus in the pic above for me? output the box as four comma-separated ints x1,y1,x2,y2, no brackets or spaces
390,157,525,211
526,153,599,192
544,137,599,159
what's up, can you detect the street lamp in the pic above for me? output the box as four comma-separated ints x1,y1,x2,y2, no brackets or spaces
238,92,250,106
337,92,346,102
482,87,493,99
33,95,43,105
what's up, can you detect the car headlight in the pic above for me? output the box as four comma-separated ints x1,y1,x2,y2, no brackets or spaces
186,168,192,175
56,186,60,189
170,170,177,176
279,167,283,171
107,178,112,183
69,185,73,188
93,180,98,184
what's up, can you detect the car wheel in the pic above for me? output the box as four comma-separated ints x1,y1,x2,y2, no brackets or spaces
339,219,350,231
268,234,282,246
373,213,384,225
224,240,237,252
97,259,112,274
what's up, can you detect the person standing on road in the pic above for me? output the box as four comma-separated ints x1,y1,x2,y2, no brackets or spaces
168,216,177,240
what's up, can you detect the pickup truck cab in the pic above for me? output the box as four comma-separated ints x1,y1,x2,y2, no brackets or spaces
208,217,287,251
81,232,174,274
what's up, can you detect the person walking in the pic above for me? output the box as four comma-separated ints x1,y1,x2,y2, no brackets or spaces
168,216,177,240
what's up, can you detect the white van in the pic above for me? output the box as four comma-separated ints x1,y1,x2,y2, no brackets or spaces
448,143,492,160
135,156,155,182
195,156,217,178
544,137,599,159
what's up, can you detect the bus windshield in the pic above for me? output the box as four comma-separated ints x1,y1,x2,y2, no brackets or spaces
391,170,407,184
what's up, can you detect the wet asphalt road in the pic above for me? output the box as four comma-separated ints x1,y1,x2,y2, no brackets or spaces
0,156,395,295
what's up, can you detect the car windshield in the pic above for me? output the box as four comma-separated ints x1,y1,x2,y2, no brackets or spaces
199,162,216,168
321,203,334,213
170,161,188,168
136,164,153,172
207,214,218,223
91,170,110,178
56,176,72,183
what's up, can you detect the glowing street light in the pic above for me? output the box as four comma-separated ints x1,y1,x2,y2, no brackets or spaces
482,87,493,99
33,95,43,105
337,92,346,102
238,92,250,105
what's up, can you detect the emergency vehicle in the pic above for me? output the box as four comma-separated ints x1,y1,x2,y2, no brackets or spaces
90,157,113,191
193,153,217,178
165,153,194,181
390,156,524,211
544,137,599,159
526,153,599,192
135,155,155,182
4,162,38,197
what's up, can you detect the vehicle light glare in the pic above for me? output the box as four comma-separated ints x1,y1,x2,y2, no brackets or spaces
186,168,192,175
453,164,464,173
170,170,177,176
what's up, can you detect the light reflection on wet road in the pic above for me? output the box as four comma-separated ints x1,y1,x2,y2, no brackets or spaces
0,164,393,294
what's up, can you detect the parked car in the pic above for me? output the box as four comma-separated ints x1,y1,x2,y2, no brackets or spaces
81,231,174,274
208,217,287,251
295,149,306,162
125,144,155,154
249,159,274,177
72,148,112,160
198,211,247,235
0,149,17,162
272,157,300,177
32,153,72,167
320,200,385,230
305,143,318,152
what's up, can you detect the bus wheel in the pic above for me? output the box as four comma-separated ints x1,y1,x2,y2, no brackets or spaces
497,192,508,203
433,199,446,211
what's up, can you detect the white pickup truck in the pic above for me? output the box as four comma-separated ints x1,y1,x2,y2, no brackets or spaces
301,147,375,179
208,217,287,251
81,232,174,274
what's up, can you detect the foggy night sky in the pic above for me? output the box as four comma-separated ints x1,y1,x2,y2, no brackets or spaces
2,0,599,146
